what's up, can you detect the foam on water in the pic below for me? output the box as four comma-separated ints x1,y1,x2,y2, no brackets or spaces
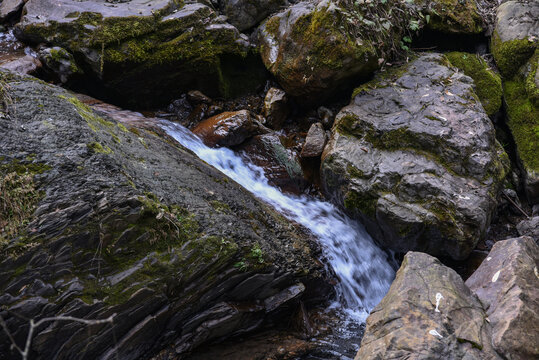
160,120,395,321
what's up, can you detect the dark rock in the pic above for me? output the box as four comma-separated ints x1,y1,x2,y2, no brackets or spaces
262,87,289,129
38,46,82,83
167,94,193,126
356,252,502,360
192,110,269,147
465,236,539,360
317,106,334,129
187,90,212,105
321,53,509,260
0,71,326,359
220,0,288,32
300,122,327,158
0,0,25,22
239,133,306,193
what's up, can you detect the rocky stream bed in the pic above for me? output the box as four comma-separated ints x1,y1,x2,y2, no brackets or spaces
0,0,537,359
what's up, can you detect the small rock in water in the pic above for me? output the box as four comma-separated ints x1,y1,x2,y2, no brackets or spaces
301,122,327,158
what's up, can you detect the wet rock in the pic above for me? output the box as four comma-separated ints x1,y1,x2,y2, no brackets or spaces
0,0,25,23
220,0,288,32
321,53,508,260
0,71,326,359
168,94,194,127
192,110,269,147
300,122,326,158
239,133,305,193
39,46,82,83
356,252,502,360
14,1,256,107
0,54,41,74
465,236,539,360
262,87,289,129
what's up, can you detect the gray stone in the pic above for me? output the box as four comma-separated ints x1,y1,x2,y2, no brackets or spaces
465,236,539,360
356,252,502,360
300,122,327,158
0,0,25,22
0,54,41,75
517,216,539,239
321,54,508,260
220,0,289,32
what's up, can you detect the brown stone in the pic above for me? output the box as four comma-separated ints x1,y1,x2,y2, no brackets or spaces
192,110,268,147
262,87,289,129
465,236,539,360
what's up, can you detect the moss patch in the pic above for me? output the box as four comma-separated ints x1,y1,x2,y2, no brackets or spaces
417,0,484,34
491,31,536,78
445,52,502,116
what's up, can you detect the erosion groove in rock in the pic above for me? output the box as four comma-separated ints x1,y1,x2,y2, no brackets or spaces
0,71,325,359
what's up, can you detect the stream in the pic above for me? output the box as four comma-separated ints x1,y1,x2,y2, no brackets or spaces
159,120,396,358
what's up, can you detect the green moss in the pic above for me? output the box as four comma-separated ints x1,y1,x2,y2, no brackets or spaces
209,200,231,213
264,16,281,38
87,141,113,154
445,52,502,116
491,31,536,78
418,0,484,34
0,160,50,246
504,73,539,174
524,51,539,106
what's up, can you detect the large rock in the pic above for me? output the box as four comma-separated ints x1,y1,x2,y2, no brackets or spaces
14,0,265,107
0,71,326,359
356,252,502,360
258,0,380,102
192,110,268,147
220,0,289,32
465,236,539,360
0,0,25,23
321,53,508,260
491,0,538,78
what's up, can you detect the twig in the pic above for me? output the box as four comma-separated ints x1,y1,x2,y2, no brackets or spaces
503,192,530,219
0,313,116,360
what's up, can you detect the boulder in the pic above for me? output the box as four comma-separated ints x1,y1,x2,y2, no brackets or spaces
465,236,539,360
262,87,289,129
0,71,326,359
321,53,508,260
14,0,262,107
445,51,502,116
192,110,269,147
491,0,538,78
516,216,539,239
220,0,289,32
300,122,327,158
0,54,41,74
258,0,381,102
356,252,502,360
239,133,306,193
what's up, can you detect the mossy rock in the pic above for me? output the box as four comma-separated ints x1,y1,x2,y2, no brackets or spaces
503,51,539,203
445,51,502,116
416,0,485,34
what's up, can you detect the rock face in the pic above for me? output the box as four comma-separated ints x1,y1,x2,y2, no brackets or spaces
491,1,539,204
517,216,539,239
192,110,268,147
220,0,289,32
0,71,326,359
14,0,264,107
0,0,25,22
465,236,539,360
356,252,502,360
321,53,508,260
300,122,327,158
38,47,82,83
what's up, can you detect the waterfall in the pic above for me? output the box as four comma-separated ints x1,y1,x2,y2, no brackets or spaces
160,120,394,322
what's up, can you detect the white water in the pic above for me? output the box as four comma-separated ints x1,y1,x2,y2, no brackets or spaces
160,121,394,321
